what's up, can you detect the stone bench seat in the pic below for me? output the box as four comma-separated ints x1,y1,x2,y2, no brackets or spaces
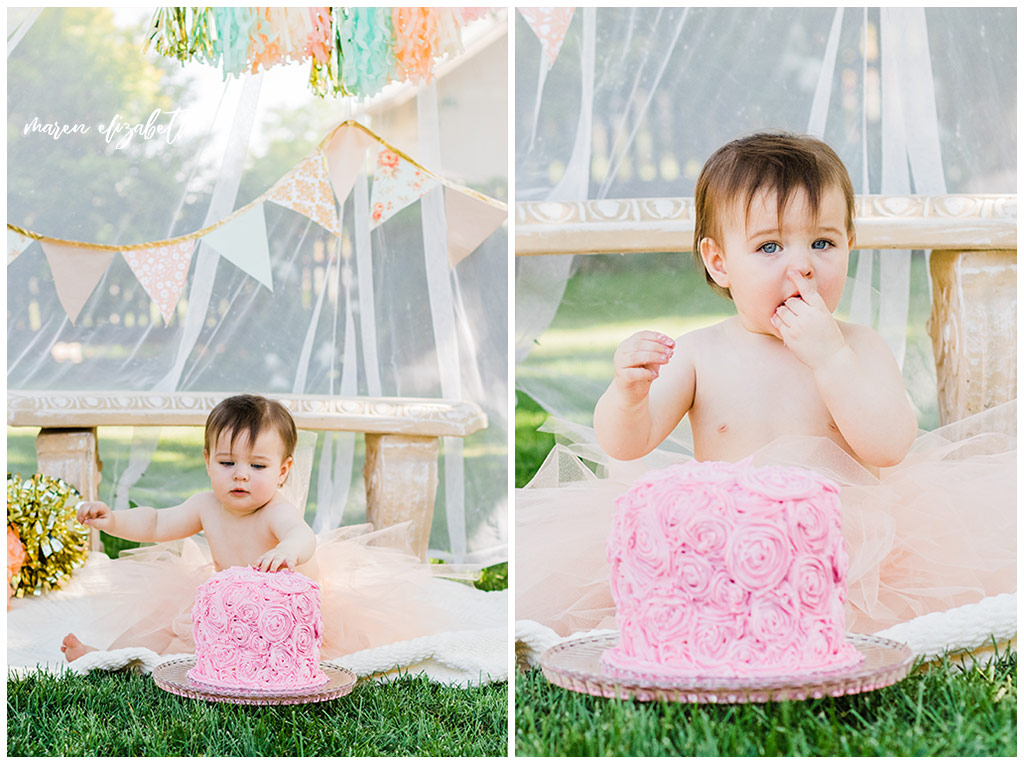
7,390,488,561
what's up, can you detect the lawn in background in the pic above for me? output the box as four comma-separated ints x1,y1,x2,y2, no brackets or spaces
517,250,939,430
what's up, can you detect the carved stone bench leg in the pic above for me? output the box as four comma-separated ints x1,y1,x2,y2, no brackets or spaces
927,249,1017,426
35,428,103,553
362,434,439,561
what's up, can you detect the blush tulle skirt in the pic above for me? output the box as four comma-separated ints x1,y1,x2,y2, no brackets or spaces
27,521,503,661
515,401,1016,637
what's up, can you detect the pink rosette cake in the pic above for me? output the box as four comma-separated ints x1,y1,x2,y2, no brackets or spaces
187,566,329,691
604,460,864,678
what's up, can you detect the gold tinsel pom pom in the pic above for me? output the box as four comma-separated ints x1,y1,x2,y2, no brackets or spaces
6,473,90,598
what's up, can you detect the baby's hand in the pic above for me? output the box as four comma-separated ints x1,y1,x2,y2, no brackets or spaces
76,500,113,530
253,543,298,573
612,330,675,403
771,270,846,369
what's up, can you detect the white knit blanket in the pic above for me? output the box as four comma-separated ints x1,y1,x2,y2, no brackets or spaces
515,592,1017,669
6,579,508,688
8,627,507,688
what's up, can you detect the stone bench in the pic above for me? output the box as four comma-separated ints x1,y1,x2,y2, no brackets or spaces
6,390,488,561
516,193,1017,425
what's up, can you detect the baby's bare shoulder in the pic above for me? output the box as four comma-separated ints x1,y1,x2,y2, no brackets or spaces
837,320,891,354
671,320,732,364
260,495,303,521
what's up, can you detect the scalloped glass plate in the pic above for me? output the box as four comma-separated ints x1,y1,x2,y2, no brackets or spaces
153,658,357,706
540,633,912,704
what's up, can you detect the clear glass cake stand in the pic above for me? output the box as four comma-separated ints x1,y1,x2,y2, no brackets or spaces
153,658,357,706
540,633,913,704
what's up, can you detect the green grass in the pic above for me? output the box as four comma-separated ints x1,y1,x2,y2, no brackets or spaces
515,393,555,488
515,649,1016,756
7,669,507,756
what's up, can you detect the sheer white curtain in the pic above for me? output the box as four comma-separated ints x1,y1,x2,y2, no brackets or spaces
515,7,1015,431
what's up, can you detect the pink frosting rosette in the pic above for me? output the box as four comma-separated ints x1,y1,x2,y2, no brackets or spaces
787,496,836,555
292,591,317,620
227,618,256,646
258,604,295,643
623,504,672,588
748,586,801,644
628,587,695,661
220,579,258,610
669,552,714,600
265,570,313,594
791,555,832,613
681,513,731,557
707,570,750,614
268,646,298,674
293,624,317,655
690,610,742,668
725,522,793,590
739,464,829,502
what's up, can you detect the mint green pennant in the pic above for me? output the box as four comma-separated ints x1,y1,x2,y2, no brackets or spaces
202,203,273,291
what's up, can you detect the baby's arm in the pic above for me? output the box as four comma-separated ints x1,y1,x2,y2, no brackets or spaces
253,501,316,572
594,330,696,460
77,495,203,543
772,270,917,467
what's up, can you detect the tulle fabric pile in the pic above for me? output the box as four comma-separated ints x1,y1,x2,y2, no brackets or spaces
515,401,1016,637
52,522,501,661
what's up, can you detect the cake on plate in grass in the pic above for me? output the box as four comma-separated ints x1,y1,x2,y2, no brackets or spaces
604,459,864,678
187,566,329,691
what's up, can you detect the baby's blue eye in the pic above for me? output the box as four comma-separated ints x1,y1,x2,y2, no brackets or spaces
220,461,234,467
812,239,834,250
759,242,780,255
251,464,266,470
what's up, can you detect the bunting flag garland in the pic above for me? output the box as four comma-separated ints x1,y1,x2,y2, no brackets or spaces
201,203,273,291
519,7,575,70
8,230,34,264
369,146,439,228
39,242,115,325
144,7,493,99
121,239,196,324
266,150,342,238
8,120,506,325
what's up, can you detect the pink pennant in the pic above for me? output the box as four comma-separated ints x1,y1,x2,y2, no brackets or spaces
39,241,115,324
321,124,374,207
444,188,507,267
519,7,575,69
121,239,195,324
266,151,342,237
369,147,439,228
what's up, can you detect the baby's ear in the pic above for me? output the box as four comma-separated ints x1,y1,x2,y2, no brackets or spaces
699,237,730,289
279,455,294,485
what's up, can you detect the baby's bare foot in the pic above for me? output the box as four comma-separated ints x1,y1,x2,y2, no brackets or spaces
61,633,97,662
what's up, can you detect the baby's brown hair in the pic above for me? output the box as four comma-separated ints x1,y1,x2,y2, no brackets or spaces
204,394,297,459
693,132,856,299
